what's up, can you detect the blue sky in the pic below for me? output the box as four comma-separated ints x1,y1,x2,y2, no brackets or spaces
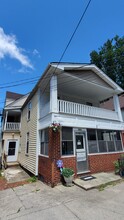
0,0,124,111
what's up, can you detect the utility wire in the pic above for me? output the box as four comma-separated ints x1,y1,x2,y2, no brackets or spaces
41,0,92,94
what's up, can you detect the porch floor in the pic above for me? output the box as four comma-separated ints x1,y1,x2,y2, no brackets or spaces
74,172,122,190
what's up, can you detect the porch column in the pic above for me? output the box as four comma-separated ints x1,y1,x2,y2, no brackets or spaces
113,94,123,122
50,75,58,113
4,111,8,130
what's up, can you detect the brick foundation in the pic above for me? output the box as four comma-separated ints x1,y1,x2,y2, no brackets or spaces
88,153,123,173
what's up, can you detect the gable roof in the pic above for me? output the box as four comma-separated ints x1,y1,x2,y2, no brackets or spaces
6,91,24,100
5,93,29,110
22,62,124,107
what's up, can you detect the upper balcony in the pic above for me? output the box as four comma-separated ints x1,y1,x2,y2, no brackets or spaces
58,100,119,121
4,122,21,131
39,64,123,123
2,110,21,132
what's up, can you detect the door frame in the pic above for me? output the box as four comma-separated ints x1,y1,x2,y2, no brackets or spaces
73,128,89,174
7,139,19,162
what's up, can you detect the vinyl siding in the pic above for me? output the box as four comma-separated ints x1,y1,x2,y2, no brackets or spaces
66,70,113,89
18,91,38,175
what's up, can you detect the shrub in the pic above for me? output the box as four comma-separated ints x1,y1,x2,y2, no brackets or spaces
62,168,74,178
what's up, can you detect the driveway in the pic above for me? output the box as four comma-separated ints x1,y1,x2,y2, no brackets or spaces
0,181,124,220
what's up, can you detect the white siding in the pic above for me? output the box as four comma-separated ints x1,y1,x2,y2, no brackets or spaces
40,91,50,118
65,70,113,89
18,92,38,175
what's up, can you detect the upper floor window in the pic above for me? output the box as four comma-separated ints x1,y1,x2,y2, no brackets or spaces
27,102,31,121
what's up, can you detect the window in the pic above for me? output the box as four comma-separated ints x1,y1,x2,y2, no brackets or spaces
87,129,123,154
62,127,73,155
87,129,98,153
26,132,29,154
40,128,49,156
27,102,31,120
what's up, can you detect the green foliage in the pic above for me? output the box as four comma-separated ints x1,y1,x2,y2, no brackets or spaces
62,168,74,178
27,176,37,183
90,35,124,89
114,160,120,174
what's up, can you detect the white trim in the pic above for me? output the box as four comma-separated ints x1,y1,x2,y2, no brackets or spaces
77,170,90,174
88,151,124,156
36,89,40,176
39,154,49,158
61,155,76,158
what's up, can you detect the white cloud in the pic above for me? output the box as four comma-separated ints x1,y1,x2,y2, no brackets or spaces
33,49,40,57
0,27,33,69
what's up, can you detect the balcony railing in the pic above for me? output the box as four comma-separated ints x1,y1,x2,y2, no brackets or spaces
58,100,119,121
5,122,21,131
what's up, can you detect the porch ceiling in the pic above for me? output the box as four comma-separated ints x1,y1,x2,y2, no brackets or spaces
57,73,115,101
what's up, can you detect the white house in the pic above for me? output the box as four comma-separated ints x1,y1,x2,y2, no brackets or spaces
18,62,124,186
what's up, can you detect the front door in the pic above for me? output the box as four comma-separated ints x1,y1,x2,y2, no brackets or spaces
7,140,18,162
75,131,88,173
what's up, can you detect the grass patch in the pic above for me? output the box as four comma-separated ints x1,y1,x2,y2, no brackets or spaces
98,179,124,191
27,176,37,183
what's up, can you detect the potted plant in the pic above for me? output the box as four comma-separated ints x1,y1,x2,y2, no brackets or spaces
62,167,74,186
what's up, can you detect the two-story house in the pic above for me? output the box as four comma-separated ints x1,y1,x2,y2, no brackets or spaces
1,91,29,165
18,62,124,186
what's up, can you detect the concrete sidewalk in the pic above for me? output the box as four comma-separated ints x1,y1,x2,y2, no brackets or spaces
0,180,124,220
74,172,122,190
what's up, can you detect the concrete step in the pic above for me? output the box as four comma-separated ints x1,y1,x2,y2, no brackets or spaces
7,162,20,167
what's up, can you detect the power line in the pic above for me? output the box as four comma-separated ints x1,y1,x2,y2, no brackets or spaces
0,75,40,86
41,0,92,95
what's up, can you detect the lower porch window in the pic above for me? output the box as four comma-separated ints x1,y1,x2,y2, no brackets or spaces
40,128,49,156
87,129,123,154
62,127,73,155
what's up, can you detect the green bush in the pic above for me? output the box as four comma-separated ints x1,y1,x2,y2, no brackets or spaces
114,160,120,174
62,168,74,178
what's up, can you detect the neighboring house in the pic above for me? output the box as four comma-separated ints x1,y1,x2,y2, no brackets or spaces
18,62,124,186
1,91,29,165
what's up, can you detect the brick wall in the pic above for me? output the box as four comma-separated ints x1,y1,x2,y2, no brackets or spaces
38,128,77,186
88,153,123,173
62,157,77,176
38,156,52,185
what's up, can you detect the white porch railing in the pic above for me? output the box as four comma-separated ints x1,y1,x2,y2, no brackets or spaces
58,100,119,121
5,122,20,131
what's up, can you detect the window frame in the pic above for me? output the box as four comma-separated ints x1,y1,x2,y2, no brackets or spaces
61,127,74,156
40,128,49,157
87,129,123,155
25,132,29,155
27,102,31,121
